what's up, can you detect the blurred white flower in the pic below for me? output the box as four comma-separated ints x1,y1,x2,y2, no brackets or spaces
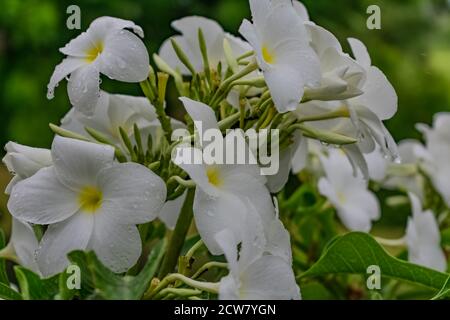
417,113,450,206
239,0,320,113
318,149,380,232
406,193,447,272
174,98,275,254
2,142,52,195
159,16,252,75
47,17,150,115
8,136,166,276
216,207,299,300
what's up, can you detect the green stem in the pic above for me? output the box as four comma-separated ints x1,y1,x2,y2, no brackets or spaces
158,188,196,278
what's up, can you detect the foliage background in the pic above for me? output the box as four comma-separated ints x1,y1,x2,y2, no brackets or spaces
0,0,449,236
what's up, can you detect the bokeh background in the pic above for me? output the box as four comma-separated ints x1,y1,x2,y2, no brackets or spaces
0,0,449,235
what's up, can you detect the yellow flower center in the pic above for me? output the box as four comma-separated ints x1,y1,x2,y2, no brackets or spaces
78,186,103,213
85,42,104,63
206,167,223,187
262,45,276,64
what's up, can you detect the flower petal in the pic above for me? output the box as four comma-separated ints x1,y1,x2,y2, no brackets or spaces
52,136,115,189
7,167,79,225
89,16,144,40
37,212,93,277
10,218,40,274
98,29,150,82
158,191,186,230
193,189,247,255
67,63,101,115
47,57,86,100
97,163,166,225
240,255,300,300
89,219,141,273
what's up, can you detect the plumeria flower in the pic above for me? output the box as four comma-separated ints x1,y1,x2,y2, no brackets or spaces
318,149,380,232
216,207,300,300
2,142,52,195
383,140,425,200
292,3,365,102
0,218,40,274
239,0,320,113
159,16,252,75
173,97,275,254
47,17,150,115
7,136,166,276
406,193,447,272
61,91,156,143
416,113,450,206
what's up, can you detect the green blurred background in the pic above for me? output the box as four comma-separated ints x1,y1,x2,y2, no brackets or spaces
0,0,449,234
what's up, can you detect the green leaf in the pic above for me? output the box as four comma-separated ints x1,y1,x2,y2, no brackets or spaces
14,266,59,300
67,239,166,300
431,275,450,300
300,232,450,292
0,282,23,300
0,228,9,285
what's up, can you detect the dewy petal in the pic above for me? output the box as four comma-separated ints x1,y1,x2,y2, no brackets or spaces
88,16,144,41
47,57,86,100
59,31,97,57
240,255,300,300
97,163,166,225
37,212,93,277
98,29,150,82
89,219,141,273
7,167,79,225
67,63,101,115
158,191,187,230
215,228,239,276
52,136,115,190
264,65,304,113
9,218,40,274
173,147,219,196
193,189,247,255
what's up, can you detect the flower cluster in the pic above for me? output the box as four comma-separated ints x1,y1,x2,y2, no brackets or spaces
1,0,449,300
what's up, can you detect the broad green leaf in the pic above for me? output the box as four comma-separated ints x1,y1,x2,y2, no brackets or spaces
67,239,166,300
0,228,9,285
0,282,23,300
300,232,450,292
431,275,450,300
14,266,59,300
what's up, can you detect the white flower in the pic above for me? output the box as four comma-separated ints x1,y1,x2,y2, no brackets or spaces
383,140,425,199
347,38,397,121
318,149,380,232
0,218,40,274
417,113,450,206
61,91,156,143
158,191,187,230
174,97,275,255
47,17,150,115
7,136,166,276
159,16,252,75
2,142,52,194
406,193,447,272
239,0,320,113
216,207,300,300
292,4,365,102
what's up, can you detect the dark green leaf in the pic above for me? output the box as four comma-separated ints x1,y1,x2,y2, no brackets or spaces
67,239,166,300
0,228,9,285
0,282,23,300
14,266,59,300
300,232,450,293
